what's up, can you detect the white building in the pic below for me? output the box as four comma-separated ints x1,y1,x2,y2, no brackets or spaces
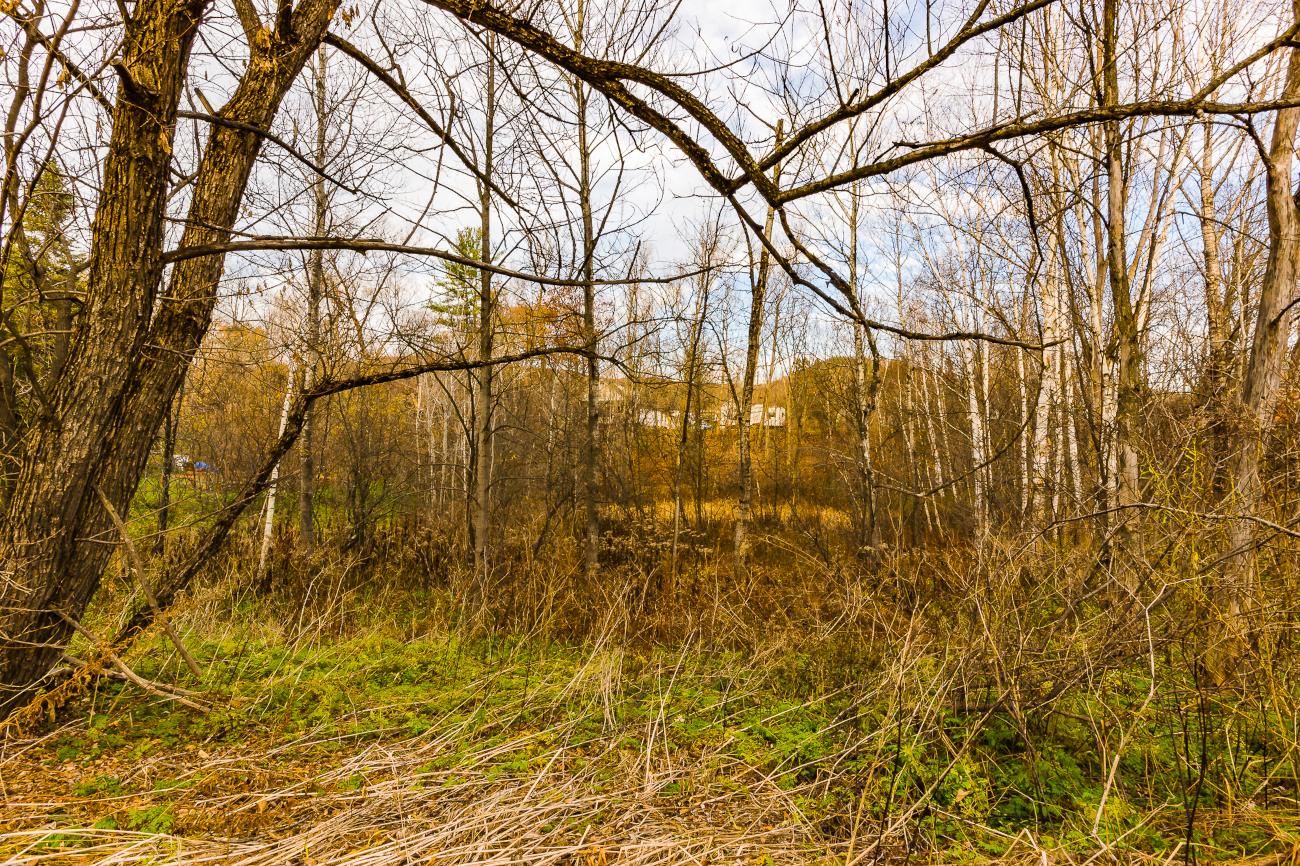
720,403,786,427
753,405,786,427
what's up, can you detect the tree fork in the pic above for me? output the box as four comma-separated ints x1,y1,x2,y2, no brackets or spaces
0,0,339,719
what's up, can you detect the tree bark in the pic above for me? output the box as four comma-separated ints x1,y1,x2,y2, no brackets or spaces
256,362,297,589
853,319,882,548
1220,7,1300,665
735,125,781,580
300,45,328,558
670,276,709,588
0,0,338,717
965,336,986,531
471,40,497,603
1031,252,1059,526
1102,0,1143,579
155,377,183,557
574,11,601,579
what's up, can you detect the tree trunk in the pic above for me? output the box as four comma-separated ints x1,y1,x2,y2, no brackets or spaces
853,321,881,547
920,358,945,526
1101,0,1143,579
300,46,328,558
1220,9,1300,667
575,44,601,579
966,339,986,531
1199,119,1239,493
256,362,298,588
0,0,338,716
670,281,708,588
471,41,497,602
1032,254,1059,526
1066,360,1083,511
440,376,450,505
155,378,183,557
735,125,781,580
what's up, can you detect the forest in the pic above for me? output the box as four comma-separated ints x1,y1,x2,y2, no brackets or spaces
3,0,1300,861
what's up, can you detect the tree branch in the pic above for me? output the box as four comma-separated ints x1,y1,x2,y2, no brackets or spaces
54,611,208,711
94,485,203,680
110,345,606,648
161,235,700,286
785,95,1300,203
323,33,521,209
175,111,359,194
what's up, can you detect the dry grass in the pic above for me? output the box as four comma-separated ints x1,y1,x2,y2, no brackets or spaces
1,709,843,865
9,515,1300,864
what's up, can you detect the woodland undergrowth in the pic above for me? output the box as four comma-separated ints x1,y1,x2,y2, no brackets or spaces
3,513,1300,865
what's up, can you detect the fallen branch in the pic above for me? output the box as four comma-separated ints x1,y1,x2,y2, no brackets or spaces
95,485,204,680
57,653,205,698
52,612,208,712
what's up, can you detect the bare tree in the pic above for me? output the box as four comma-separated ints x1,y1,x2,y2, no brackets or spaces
0,0,337,714
3,0,1300,717
1219,1,1300,671
299,47,329,559
734,123,782,579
